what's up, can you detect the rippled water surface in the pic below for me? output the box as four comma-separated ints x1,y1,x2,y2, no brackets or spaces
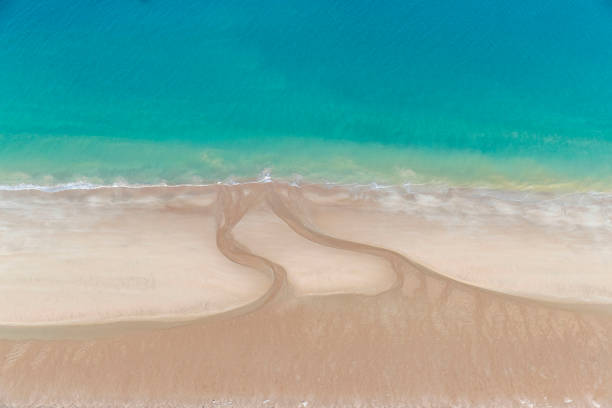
2,0,612,188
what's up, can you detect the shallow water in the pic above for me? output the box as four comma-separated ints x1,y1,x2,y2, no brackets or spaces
2,1,612,189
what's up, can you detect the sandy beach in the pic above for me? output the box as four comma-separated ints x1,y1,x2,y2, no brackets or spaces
1,182,611,406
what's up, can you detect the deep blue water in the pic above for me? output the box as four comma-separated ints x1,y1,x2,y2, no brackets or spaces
1,0,612,189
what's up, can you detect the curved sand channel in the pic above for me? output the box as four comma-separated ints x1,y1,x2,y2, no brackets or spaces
1,183,612,406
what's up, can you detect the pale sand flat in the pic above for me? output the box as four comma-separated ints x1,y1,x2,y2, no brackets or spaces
1,183,612,406
299,184,612,303
233,200,396,296
2,184,612,328
0,188,270,326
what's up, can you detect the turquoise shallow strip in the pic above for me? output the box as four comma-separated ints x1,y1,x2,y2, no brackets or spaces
1,0,612,190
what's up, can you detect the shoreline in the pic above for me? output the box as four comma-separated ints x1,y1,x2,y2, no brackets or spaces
3,177,612,195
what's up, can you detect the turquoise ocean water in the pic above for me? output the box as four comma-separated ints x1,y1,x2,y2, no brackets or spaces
2,0,612,190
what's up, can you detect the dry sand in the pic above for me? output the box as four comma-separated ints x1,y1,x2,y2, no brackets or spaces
0,188,270,326
0,183,611,407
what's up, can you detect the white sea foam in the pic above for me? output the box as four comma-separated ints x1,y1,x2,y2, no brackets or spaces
1,173,612,217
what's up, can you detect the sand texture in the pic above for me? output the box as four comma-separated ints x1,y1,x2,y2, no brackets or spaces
0,183,611,407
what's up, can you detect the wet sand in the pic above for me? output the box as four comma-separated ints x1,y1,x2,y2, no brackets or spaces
0,183,611,406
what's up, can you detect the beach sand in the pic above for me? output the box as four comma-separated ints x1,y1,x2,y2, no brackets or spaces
0,183,611,406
